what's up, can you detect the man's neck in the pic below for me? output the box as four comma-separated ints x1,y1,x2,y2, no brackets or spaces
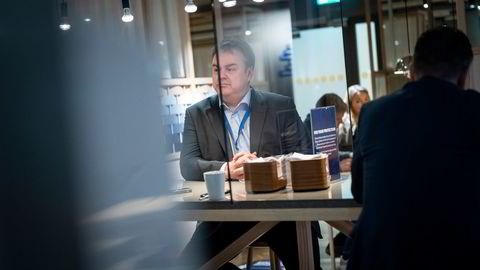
223,88,250,108
224,98,241,108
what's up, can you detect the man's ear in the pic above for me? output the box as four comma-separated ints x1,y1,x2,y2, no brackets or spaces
409,66,416,81
457,70,468,89
247,67,254,82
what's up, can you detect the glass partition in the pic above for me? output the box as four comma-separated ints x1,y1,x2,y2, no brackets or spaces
465,2,480,47
463,0,480,90
12,1,477,270
208,0,353,153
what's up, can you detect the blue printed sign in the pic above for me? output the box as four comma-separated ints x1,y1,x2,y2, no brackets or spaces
310,106,341,180
278,45,292,77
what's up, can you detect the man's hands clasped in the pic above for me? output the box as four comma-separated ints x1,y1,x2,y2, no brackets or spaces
224,152,257,180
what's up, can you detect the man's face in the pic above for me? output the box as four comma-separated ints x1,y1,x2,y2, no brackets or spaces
212,50,253,101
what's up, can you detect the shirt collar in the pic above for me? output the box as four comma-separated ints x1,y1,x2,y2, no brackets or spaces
219,88,252,113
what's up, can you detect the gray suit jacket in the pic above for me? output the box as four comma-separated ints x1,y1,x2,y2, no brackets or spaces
180,89,311,181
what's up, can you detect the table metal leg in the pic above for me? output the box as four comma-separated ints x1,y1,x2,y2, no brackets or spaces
296,221,315,270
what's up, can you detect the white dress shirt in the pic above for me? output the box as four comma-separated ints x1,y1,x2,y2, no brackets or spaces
219,89,252,177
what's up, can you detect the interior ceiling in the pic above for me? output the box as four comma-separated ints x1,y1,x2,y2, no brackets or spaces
192,0,457,16
189,0,457,35
380,0,457,12
194,0,285,8
195,0,211,5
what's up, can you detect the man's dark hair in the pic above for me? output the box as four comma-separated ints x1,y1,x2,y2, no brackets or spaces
315,93,347,114
413,26,473,79
212,39,255,69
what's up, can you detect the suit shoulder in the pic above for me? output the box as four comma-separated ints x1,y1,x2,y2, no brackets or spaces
461,89,480,115
186,95,216,114
361,88,406,116
463,89,480,100
255,90,292,105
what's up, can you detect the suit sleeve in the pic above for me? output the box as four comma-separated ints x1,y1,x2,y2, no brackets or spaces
338,122,353,152
287,98,313,154
351,106,365,203
303,114,312,148
180,109,224,181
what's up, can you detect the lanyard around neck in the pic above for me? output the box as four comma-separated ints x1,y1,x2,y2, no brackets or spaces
224,108,250,151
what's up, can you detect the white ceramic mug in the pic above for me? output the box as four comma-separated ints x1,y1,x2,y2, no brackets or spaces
203,171,225,201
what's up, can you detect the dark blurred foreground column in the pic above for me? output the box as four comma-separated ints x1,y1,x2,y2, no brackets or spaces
1,1,178,269
0,1,82,269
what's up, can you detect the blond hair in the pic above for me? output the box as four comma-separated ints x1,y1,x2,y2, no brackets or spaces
347,85,370,126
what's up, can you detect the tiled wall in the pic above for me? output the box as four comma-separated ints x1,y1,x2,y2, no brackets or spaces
161,83,217,154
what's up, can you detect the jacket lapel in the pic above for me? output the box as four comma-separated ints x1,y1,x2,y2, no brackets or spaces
205,95,233,160
250,89,267,155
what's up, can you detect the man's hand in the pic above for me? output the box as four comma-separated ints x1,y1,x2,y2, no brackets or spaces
340,158,352,172
224,152,257,180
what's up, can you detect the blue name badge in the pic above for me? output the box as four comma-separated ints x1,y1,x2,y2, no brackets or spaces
310,106,341,180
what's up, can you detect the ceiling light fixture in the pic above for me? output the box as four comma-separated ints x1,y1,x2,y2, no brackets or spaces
121,0,134,23
184,0,198,13
394,55,413,76
223,0,237,8
423,0,429,9
59,1,71,31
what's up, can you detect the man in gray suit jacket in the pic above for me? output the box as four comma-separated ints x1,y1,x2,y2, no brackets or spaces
180,42,310,181
180,87,311,181
178,39,320,269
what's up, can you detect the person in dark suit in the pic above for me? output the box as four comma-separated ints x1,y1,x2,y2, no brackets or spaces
348,27,480,270
178,39,320,269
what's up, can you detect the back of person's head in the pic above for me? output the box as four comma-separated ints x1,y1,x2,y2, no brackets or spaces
316,93,347,114
413,26,473,81
211,39,255,69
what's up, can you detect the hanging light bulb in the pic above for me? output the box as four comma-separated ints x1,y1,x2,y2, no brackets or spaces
121,0,134,23
59,19,71,31
245,30,252,36
468,0,476,9
477,5,480,10
59,1,71,31
252,0,264,2
223,0,237,8
423,0,429,9
122,8,134,22
184,0,198,13
394,55,413,76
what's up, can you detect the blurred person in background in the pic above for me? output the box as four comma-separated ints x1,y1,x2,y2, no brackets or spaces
304,93,352,172
338,85,370,152
303,93,354,264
